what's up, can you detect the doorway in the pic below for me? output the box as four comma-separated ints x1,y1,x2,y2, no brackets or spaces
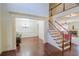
15,17,44,56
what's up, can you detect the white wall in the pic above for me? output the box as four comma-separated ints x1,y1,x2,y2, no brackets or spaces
1,4,9,51
7,14,16,50
38,21,45,43
68,22,79,30
0,3,48,53
38,19,48,43
44,19,48,43
16,18,38,38
15,17,48,43
68,22,79,36
16,17,48,43
0,4,16,52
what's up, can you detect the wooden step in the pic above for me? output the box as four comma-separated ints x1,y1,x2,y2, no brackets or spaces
49,29,55,31
49,28,56,31
59,45,70,51
53,38,62,41
58,42,70,48
50,32,59,34
49,27,55,29
59,40,70,45
49,30,56,32
49,28,54,30
49,31,58,34
49,31,59,33
50,33,60,36
51,33,60,35
64,45,70,50
51,34,61,37
49,25,57,30
49,28,56,30
53,36,62,39
56,40,70,44
54,38,62,41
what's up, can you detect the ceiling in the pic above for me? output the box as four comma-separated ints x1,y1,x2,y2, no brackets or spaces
7,3,49,17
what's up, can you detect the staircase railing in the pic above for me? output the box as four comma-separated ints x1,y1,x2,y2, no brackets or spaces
49,21,62,33
55,20,68,32
55,20,72,51
49,20,71,55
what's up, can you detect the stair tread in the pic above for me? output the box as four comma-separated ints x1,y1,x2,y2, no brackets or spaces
53,36,62,39
58,42,70,48
49,30,57,32
50,32,59,34
59,45,70,50
49,30,58,32
49,30,59,33
64,45,70,50
51,34,61,37
49,29,57,31
54,38,63,41
56,40,70,44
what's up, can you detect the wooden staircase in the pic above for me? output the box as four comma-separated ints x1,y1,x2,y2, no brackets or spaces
48,21,71,55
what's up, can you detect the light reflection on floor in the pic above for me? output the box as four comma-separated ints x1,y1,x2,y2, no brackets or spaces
16,37,44,56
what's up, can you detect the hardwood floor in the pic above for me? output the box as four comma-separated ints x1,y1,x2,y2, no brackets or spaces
44,43,79,56
44,43,62,56
16,37,44,56
1,50,16,56
1,37,79,56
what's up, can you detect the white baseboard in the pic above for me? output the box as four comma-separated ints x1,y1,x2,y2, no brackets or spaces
21,36,38,39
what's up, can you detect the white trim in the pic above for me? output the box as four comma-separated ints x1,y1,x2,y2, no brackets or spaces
9,12,48,21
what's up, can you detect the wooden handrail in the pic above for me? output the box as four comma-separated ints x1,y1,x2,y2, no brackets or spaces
49,21,62,34
55,20,68,32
